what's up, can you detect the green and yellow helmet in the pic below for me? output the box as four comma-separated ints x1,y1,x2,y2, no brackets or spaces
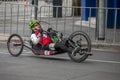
29,20,39,29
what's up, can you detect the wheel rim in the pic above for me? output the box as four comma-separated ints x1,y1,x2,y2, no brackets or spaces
68,31,91,62
7,35,23,56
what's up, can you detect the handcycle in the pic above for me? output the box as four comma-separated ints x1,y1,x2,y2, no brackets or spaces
7,21,92,63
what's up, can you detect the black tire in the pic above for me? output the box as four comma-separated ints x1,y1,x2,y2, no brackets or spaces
67,31,91,63
7,34,23,57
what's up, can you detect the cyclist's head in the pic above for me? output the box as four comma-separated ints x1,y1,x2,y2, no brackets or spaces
29,20,39,29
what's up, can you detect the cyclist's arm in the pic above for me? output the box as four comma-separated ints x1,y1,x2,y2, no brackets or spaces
30,30,41,45
30,34,39,45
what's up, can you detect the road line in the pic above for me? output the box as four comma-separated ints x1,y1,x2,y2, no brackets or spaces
87,59,120,64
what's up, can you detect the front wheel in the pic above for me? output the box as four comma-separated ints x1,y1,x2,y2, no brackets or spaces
7,34,23,57
67,31,91,63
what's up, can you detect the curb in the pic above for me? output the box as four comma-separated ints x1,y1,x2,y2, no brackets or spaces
91,42,120,52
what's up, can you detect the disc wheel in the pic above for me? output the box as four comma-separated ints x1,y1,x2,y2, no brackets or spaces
7,34,23,57
68,31,91,63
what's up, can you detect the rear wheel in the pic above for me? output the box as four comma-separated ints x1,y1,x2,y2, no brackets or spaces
7,34,23,57
67,31,91,63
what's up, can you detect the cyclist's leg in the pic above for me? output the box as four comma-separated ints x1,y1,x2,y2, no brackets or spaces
43,43,55,50
44,42,72,54
54,42,72,53
40,44,55,55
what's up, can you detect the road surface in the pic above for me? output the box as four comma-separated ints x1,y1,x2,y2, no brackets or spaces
0,42,120,80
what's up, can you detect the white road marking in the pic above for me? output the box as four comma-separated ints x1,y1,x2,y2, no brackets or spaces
87,59,120,64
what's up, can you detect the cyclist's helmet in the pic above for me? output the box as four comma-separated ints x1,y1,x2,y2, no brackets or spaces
29,20,39,29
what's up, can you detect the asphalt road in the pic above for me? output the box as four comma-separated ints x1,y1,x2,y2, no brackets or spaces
0,42,120,80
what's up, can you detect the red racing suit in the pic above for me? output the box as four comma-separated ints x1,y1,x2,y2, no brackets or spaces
35,30,53,46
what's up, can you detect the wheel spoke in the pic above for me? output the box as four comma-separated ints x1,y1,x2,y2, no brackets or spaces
68,31,91,62
7,34,23,57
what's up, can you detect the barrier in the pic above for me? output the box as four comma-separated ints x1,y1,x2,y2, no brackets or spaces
0,1,120,45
